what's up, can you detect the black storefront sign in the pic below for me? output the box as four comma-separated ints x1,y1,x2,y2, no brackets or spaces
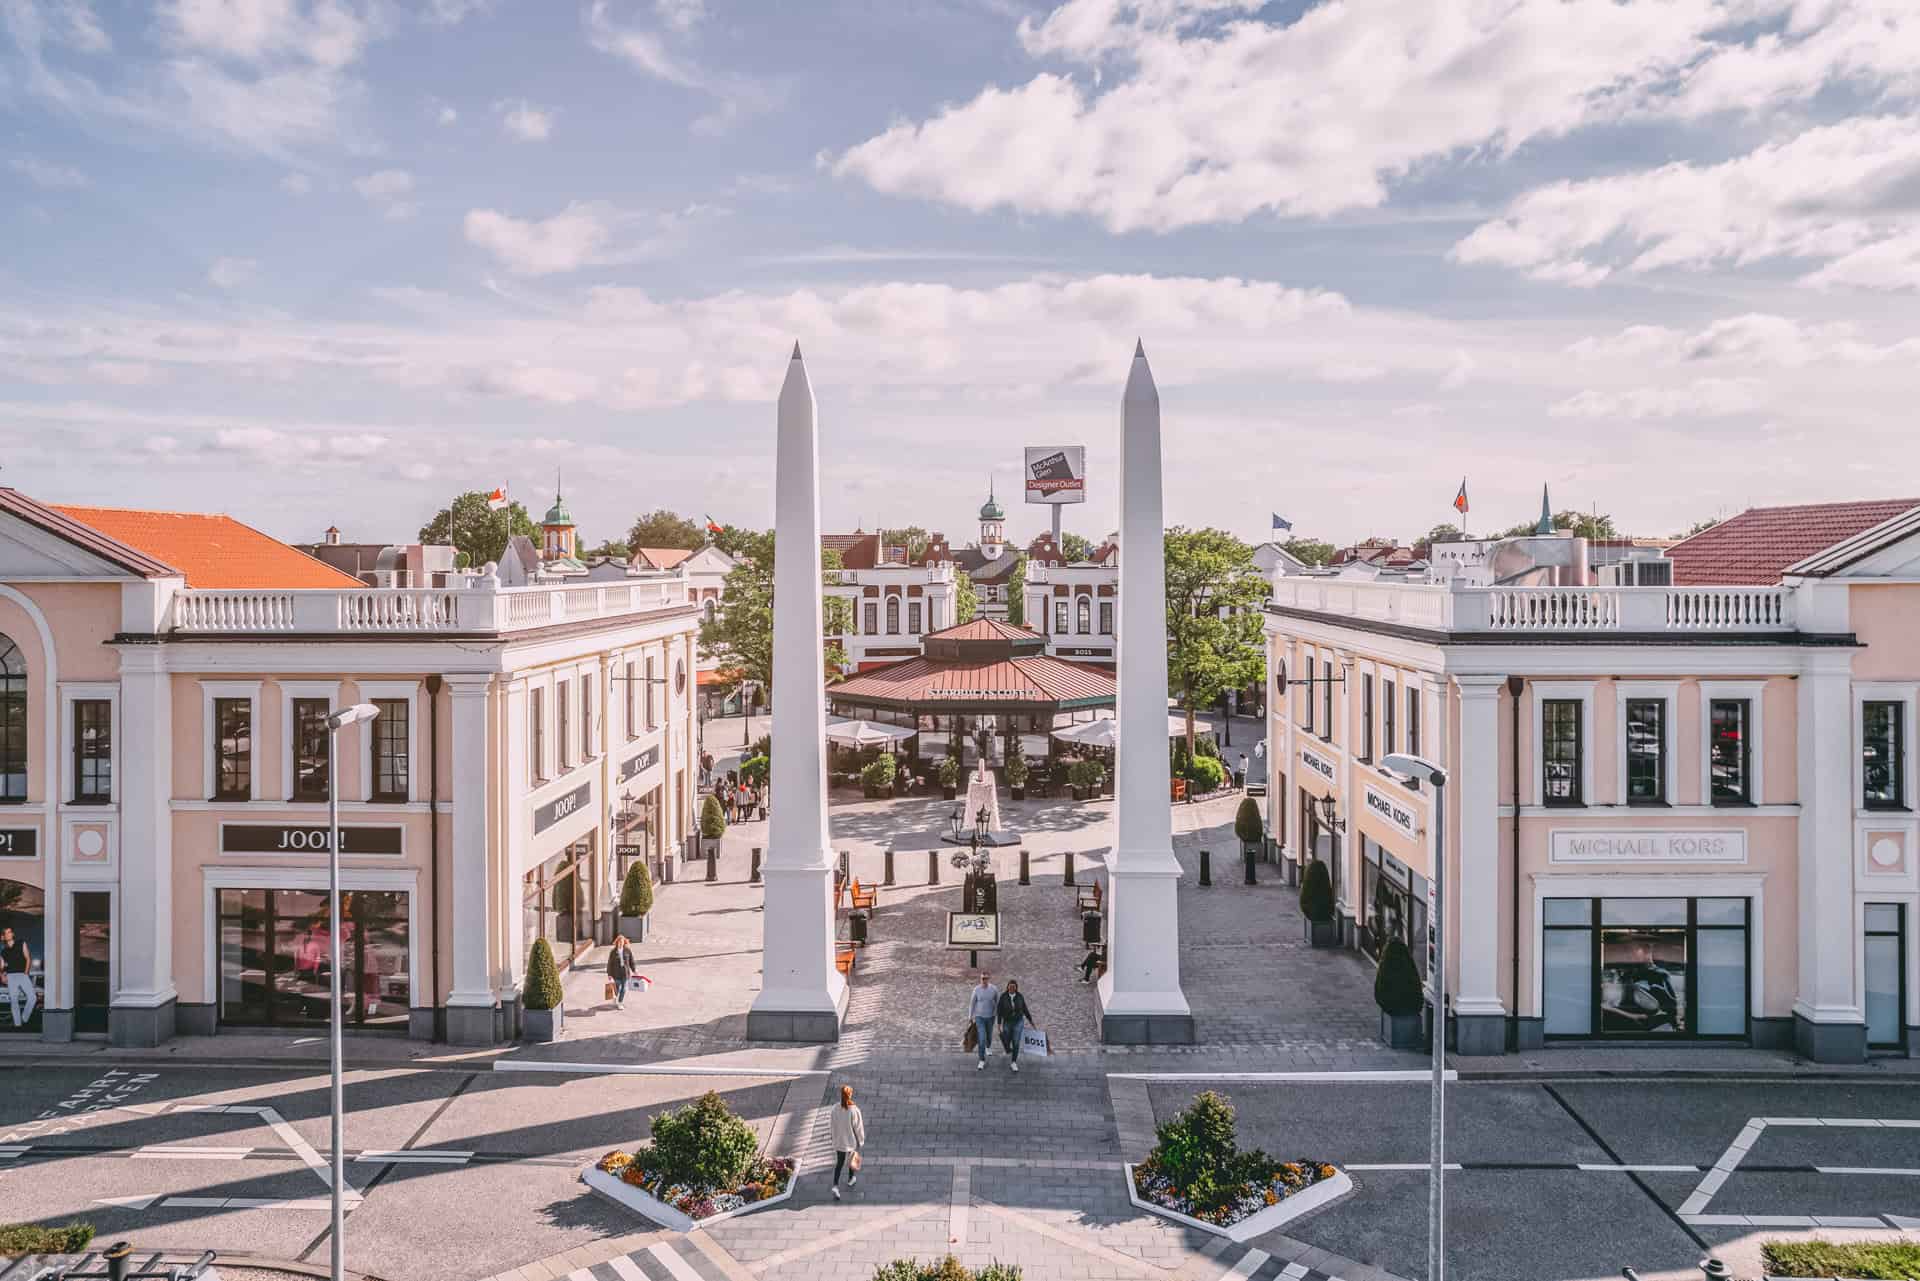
220,824,404,856
619,745,660,783
534,781,594,834
0,828,36,858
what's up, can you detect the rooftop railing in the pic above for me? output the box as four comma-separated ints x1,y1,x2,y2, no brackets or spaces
1268,578,1795,633
168,577,689,636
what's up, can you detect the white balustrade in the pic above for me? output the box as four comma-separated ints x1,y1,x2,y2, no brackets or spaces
1268,578,1794,634
168,575,690,636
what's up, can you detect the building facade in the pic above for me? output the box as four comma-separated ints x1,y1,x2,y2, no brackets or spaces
824,532,958,672
0,489,698,1048
1021,533,1119,665
1263,500,1920,1061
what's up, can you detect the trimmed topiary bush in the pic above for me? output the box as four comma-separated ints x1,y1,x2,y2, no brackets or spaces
738,754,769,787
1194,735,1220,760
619,861,654,919
1299,860,1335,923
1184,755,1225,793
700,793,727,839
1234,796,1264,848
522,938,563,1012
1374,937,1424,1016
648,1090,761,1192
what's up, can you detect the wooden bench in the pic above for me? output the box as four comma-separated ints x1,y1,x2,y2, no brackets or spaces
1076,880,1103,913
834,942,857,976
833,872,847,912
1170,778,1188,803
849,878,877,913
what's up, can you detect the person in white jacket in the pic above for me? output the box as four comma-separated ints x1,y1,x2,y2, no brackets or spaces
829,1084,866,1201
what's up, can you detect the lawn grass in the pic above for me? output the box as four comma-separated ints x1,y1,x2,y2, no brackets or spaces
1764,1240,1920,1279
0,1222,96,1255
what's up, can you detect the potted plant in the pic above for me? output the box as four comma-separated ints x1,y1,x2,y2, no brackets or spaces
862,753,897,799
1186,755,1225,796
938,755,960,800
738,754,770,788
1004,751,1028,800
1374,936,1425,1049
1068,758,1104,800
522,938,564,1042
699,793,726,859
1299,859,1338,946
1234,796,1264,858
618,860,654,944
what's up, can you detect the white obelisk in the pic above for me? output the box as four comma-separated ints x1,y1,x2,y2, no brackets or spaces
745,343,848,1041
1097,340,1194,1043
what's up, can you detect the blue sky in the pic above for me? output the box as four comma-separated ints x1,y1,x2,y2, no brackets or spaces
4,0,1919,552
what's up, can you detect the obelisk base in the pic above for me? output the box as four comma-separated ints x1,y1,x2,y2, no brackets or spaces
1096,861,1194,1045
746,864,849,1042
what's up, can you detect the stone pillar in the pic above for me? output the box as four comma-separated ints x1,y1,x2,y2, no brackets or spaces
746,344,848,1042
444,674,497,1046
1453,675,1506,1054
111,648,176,1046
1795,647,1866,1061
1097,341,1194,1045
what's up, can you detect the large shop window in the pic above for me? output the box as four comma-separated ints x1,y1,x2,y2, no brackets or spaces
370,699,409,802
524,838,595,967
0,636,25,803
1542,699,1582,806
0,879,44,1032
1625,699,1666,805
214,697,252,801
291,697,331,801
1359,836,1428,977
1709,700,1751,805
218,888,410,1030
1542,897,1749,1040
1865,904,1906,1049
1863,701,1906,810
73,698,112,804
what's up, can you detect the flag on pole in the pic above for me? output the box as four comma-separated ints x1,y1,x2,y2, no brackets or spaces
485,486,509,511
1452,479,1469,515
1271,513,1293,532
704,513,724,534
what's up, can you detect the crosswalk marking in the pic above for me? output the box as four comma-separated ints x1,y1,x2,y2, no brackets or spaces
647,1242,706,1281
1217,1247,1267,1278
605,1255,651,1280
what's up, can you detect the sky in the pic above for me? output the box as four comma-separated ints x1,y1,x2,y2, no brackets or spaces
4,0,1920,554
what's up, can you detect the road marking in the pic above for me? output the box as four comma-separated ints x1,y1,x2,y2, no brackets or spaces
133,1145,253,1160
648,1243,706,1281
1107,1070,1457,1083
1280,1266,1312,1280
1346,1162,1462,1171
493,1060,823,1078
1576,1163,1700,1172
353,1149,473,1164
94,1195,160,1211
949,1163,970,1245
606,1257,650,1281
1816,1166,1920,1176
1218,1247,1267,1278
1679,1116,1920,1229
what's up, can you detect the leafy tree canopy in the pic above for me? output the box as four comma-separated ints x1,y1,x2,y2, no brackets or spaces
1425,523,1465,544
1280,536,1336,566
626,508,706,552
954,570,978,624
1165,527,1268,752
584,539,630,561
1680,516,1722,538
420,492,538,569
1060,532,1096,562
696,530,850,694
880,526,932,561
1495,509,1619,541
1005,558,1025,627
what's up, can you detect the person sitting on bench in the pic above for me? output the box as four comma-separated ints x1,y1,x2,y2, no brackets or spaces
1078,945,1104,984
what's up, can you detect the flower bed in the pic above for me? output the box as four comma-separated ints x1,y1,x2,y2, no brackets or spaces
583,1148,796,1231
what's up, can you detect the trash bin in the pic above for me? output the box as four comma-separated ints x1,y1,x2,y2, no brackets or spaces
849,911,869,945
1232,769,1245,789
1081,911,1102,945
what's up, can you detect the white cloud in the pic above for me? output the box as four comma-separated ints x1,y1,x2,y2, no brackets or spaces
279,171,312,194
215,424,390,464
8,154,88,188
207,256,259,288
436,103,458,125
353,167,416,219
653,0,705,34
461,201,716,275
1570,313,1920,368
469,363,598,405
1549,377,1766,420
1440,349,1474,390
585,0,771,133
424,0,490,24
494,98,553,141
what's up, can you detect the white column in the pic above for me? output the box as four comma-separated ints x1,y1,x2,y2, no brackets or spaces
500,679,528,992
1097,341,1193,1043
445,674,496,1044
1452,675,1506,1052
1794,647,1865,1060
112,646,175,1045
747,343,847,1041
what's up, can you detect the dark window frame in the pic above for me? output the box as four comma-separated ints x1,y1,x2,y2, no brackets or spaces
72,698,112,804
370,698,409,803
1321,659,1333,743
1359,672,1374,763
530,686,546,784
624,660,637,740
1709,698,1751,806
1625,697,1667,806
1382,678,1396,759
556,680,572,770
1865,903,1907,1050
214,697,252,801
886,597,900,635
1076,596,1091,634
0,635,25,804
1099,601,1113,634
909,601,923,634
291,697,331,802
863,602,879,635
580,679,594,763
1863,700,1906,810
1542,698,1583,807
1543,896,1750,1042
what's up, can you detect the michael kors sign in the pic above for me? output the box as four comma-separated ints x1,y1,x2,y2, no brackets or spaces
1549,830,1747,865
1363,783,1419,840
1299,745,1336,785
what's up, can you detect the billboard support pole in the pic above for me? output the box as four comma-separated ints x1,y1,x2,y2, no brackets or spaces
1051,503,1061,548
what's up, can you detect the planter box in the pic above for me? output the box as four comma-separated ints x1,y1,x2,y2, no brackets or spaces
699,837,722,859
1304,918,1340,947
522,1005,563,1042
617,913,650,944
1123,1163,1353,1244
581,1163,797,1232
943,785,958,800
1010,785,1025,801
1380,1009,1423,1049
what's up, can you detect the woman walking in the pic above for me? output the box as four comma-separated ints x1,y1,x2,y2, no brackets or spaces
829,1084,866,1201
997,979,1037,1073
606,934,638,1008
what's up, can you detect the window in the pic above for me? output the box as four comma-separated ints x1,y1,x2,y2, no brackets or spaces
1359,673,1374,762
1709,699,1750,805
530,687,546,782
1865,904,1906,1049
1054,600,1068,633
556,680,571,769
292,697,331,801
370,699,408,802
886,597,900,634
645,656,658,730
214,697,252,800
624,660,636,740
909,601,923,633
1407,685,1420,757
1543,897,1749,1039
72,699,111,803
1864,700,1905,809
1625,698,1666,805
580,679,594,762
1300,656,1313,733
1382,679,1396,758
0,635,23,802
1077,597,1091,634
1321,660,1333,742
1542,699,1582,806
863,602,878,634
218,887,410,1030
1099,601,1113,634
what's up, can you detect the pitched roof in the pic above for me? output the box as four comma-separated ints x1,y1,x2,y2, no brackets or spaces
0,488,177,578
1666,498,1920,586
952,547,1021,581
926,617,1040,643
631,546,695,571
48,505,364,589
829,652,1115,706
1787,503,1920,577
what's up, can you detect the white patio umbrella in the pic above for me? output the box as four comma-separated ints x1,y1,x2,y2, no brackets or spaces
1049,715,1193,749
824,718,917,748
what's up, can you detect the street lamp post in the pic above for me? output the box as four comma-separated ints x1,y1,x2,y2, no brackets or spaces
323,703,380,1281
1383,752,1448,1281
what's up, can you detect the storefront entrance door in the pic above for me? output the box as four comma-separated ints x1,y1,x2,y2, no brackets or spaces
72,892,110,1034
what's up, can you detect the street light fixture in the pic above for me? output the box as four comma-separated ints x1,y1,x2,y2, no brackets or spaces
1382,752,1448,1281
323,702,379,1281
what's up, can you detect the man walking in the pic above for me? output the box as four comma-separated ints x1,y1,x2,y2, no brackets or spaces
967,973,999,1071
1,926,35,1030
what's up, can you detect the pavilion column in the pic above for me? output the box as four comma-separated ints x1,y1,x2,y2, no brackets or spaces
746,343,848,1042
1097,341,1194,1044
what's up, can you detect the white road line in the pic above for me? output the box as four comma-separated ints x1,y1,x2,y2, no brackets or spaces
133,1145,253,1160
94,1195,160,1211
1345,1162,1462,1171
1280,1264,1311,1280
564,1269,597,1281
1816,1166,1920,1176
493,1060,823,1078
1107,1070,1458,1083
1576,1164,1699,1172
605,1257,650,1281
1816,1216,1893,1228
1218,1247,1267,1278
649,1243,706,1281
354,1149,473,1164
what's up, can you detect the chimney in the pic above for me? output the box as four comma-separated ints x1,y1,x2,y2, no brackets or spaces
324,525,341,546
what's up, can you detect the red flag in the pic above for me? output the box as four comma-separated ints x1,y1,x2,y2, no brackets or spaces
1452,479,1469,515
705,513,723,534
486,486,509,511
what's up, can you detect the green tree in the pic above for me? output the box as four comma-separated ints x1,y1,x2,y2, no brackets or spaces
420,492,538,569
619,861,654,918
880,526,932,561
522,938,563,1011
584,538,630,561
625,509,706,551
1164,527,1268,754
1679,516,1722,538
953,570,978,624
1005,558,1025,627
1281,536,1336,566
696,530,850,697
709,523,760,559
1425,523,1464,544
1060,532,1095,562
1496,510,1620,540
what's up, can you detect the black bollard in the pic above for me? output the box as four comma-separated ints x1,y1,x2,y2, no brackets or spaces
104,1242,133,1281
706,848,718,882
928,849,940,885
1019,848,1030,885
1244,848,1257,885
749,847,762,884
1064,850,1076,886
839,849,851,881
1199,848,1211,886
883,845,895,886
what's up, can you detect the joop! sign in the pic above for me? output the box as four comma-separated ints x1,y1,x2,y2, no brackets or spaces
1550,830,1747,864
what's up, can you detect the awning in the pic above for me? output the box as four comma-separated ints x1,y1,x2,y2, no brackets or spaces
824,719,918,748
1049,714,1196,749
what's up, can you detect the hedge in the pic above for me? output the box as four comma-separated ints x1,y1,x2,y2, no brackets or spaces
0,1223,95,1255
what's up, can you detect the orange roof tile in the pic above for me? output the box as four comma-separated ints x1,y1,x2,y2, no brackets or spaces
631,546,695,571
49,505,365,590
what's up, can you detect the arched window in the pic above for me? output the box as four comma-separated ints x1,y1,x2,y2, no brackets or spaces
703,599,717,624
885,597,900,634
1076,597,1091,634
0,635,24,802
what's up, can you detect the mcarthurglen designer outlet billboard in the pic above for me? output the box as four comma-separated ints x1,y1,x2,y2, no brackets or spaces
1024,446,1087,505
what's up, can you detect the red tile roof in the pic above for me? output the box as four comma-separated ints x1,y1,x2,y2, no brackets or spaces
0,489,177,578
49,505,365,589
830,653,1115,706
1666,498,1920,586
631,546,695,571
925,617,1041,643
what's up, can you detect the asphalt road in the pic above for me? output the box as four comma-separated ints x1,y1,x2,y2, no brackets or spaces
4,1061,1917,1281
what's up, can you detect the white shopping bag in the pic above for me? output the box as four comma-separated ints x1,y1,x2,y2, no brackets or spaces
629,975,650,994
1018,1025,1049,1059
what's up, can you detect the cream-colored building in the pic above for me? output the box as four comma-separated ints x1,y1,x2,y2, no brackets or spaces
1264,498,1920,1061
0,488,698,1047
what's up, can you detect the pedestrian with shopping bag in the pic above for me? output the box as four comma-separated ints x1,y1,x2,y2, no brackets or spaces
605,934,638,1008
996,979,1038,1072
829,1084,866,1201
966,973,1000,1070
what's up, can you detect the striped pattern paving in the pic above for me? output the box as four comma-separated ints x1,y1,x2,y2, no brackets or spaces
558,1240,734,1281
